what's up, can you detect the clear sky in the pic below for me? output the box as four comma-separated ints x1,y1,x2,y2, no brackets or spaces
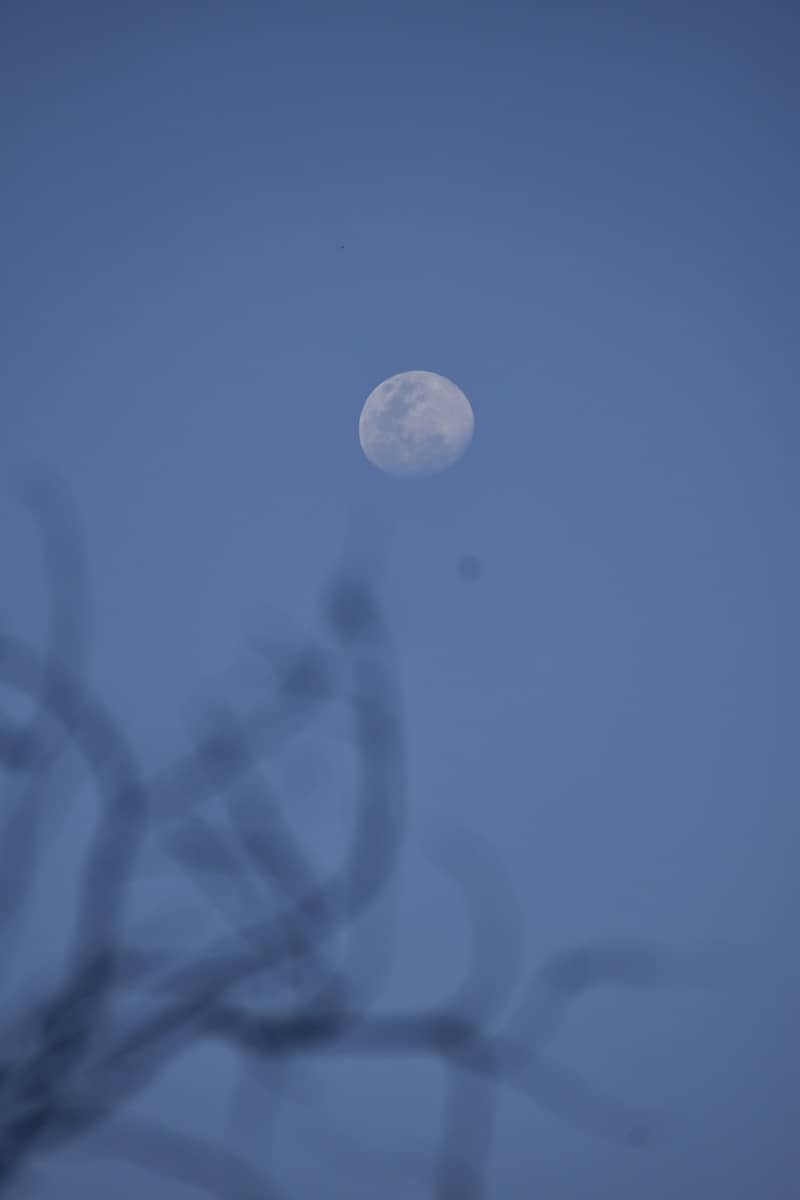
2,2,798,1197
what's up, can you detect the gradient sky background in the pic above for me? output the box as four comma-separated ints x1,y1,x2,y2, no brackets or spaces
2,2,798,1197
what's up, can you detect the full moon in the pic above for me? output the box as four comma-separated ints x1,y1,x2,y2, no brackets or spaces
358,370,474,477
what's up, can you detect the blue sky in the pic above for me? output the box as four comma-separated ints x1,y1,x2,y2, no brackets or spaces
2,3,798,1197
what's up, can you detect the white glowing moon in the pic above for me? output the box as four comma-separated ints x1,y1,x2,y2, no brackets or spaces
358,370,474,477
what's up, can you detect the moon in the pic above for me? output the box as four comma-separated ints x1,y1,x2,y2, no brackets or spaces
358,371,474,477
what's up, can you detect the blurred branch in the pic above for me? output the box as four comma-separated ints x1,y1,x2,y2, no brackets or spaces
0,471,743,1197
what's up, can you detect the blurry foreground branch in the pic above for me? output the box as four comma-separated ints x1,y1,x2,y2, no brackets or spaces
0,475,740,1197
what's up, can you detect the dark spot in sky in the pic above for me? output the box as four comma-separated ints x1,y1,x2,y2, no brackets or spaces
626,1123,650,1148
456,554,482,582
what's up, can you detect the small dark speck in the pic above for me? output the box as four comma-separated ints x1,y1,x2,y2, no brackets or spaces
456,554,482,582
627,1123,650,1148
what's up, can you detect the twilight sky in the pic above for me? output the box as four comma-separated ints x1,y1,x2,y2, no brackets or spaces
1,2,798,1197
